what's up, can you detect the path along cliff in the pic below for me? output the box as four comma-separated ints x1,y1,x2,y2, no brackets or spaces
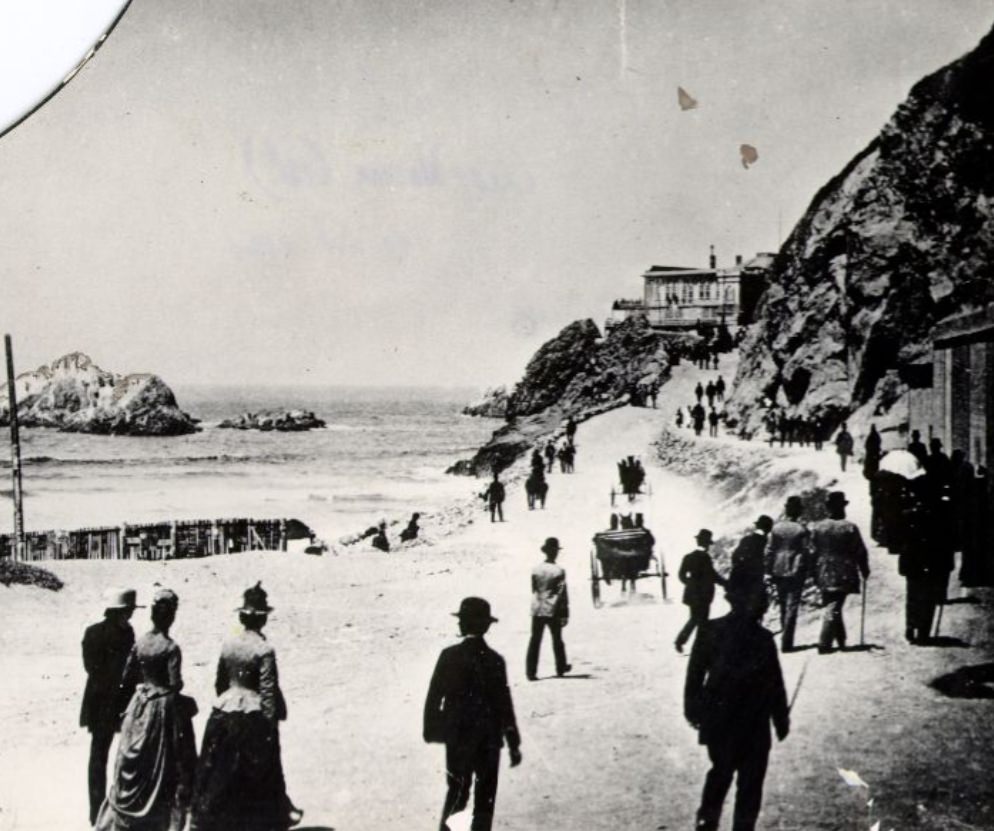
0,353,991,830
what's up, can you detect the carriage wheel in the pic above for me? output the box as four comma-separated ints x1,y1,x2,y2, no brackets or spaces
590,550,602,608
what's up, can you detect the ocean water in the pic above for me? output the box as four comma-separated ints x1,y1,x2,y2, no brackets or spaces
0,386,496,542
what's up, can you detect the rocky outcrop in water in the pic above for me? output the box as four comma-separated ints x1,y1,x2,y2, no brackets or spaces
218,410,326,432
462,386,510,418
0,353,198,436
449,316,670,475
729,24,994,437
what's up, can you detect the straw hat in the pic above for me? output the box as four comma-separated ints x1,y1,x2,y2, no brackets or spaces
103,587,142,610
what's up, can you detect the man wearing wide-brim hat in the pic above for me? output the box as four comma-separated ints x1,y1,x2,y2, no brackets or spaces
810,491,870,653
526,537,571,680
423,597,522,831
765,496,811,652
80,587,142,826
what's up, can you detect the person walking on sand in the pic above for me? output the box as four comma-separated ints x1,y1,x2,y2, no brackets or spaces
544,440,556,473
565,416,577,446
484,471,506,523
676,408,684,429
863,424,882,480
81,588,140,826
95,589,197,831
907,429,928,466
715,375,726,403
765,497,811,652
526,538,571,680
835,423,854,472
695,381,704,403
191,583,302,831
810,492,870,653
675,530,727,653
729,515,773,609
684,585,790,831
424,598,522,831
692,403,706,437
708,408,719,438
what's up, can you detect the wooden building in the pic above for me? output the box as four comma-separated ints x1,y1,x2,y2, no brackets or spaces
608,250,773,332
927,304,994,469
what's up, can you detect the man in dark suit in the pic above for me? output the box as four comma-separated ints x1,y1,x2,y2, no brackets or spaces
729,515,773,610
424,597,522,831
80,587,140,825
675,529,727,652
685,584,790,831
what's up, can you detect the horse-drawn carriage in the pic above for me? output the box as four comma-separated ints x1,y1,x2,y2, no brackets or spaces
590,526,667,607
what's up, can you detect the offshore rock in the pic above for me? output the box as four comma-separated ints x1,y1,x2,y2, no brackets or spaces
462,386,510,418
449,316,669,475
729,24,994,439
218,410,326,432
0,352,198,436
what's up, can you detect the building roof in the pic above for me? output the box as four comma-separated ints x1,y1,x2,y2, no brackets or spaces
642,266,717,280
742,252,776,271
932,303,994,346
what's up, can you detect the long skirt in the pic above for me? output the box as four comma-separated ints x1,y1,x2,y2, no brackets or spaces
95,687,197,831
191,709,291,831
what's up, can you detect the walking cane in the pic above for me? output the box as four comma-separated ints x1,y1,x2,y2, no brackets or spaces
859,576,867,647
934,598,944,640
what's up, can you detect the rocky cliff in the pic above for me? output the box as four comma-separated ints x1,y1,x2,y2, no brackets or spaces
449,317,670,475
730,24,994,436
0,353,199,436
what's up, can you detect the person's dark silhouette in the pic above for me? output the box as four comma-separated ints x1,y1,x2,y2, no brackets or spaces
675,530,726,652
424,598,521,831
685,586,789,831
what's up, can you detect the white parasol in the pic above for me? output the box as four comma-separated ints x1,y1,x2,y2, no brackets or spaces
877,449,925,479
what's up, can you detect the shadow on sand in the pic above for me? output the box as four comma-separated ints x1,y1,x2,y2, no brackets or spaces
930,662,994,699
915,635,970,648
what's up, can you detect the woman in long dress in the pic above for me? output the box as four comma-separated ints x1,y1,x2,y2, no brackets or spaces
191,582,302,831
96,588,197,831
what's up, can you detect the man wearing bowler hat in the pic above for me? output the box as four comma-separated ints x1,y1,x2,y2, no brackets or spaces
676,529,727,653
526,537,571,680
685,583,790,831
810,491,870,653
80,587,141,825
424,597,522,831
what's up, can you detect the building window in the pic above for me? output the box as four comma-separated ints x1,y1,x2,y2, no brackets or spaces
700,282,711,301
681,282,694,303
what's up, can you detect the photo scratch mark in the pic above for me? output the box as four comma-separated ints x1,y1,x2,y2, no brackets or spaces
740,143,759,169
677,86,698,110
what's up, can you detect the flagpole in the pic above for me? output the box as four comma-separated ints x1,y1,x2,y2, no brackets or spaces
5,335,25,561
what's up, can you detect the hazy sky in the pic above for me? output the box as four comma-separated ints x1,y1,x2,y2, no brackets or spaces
1,1,991,388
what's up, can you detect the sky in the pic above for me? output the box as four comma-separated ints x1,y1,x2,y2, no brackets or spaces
0,0,991,389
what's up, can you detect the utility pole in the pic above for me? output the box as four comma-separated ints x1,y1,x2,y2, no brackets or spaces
5,335,25,561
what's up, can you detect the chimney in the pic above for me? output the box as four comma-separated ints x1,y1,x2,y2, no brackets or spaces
709,244,716,269
735,254,743,266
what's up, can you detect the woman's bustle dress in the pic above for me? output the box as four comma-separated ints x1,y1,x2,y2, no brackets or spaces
95,631,197,831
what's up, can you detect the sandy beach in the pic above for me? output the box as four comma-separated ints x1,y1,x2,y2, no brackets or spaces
2,358,993,831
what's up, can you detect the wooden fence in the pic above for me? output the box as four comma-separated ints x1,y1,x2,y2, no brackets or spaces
0,518,289,562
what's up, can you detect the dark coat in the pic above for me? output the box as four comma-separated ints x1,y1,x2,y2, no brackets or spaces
684,612,789,747
80,617,135,730
810,518,869,594
678,548,726,607
423,636,521,751
729,531,767,589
